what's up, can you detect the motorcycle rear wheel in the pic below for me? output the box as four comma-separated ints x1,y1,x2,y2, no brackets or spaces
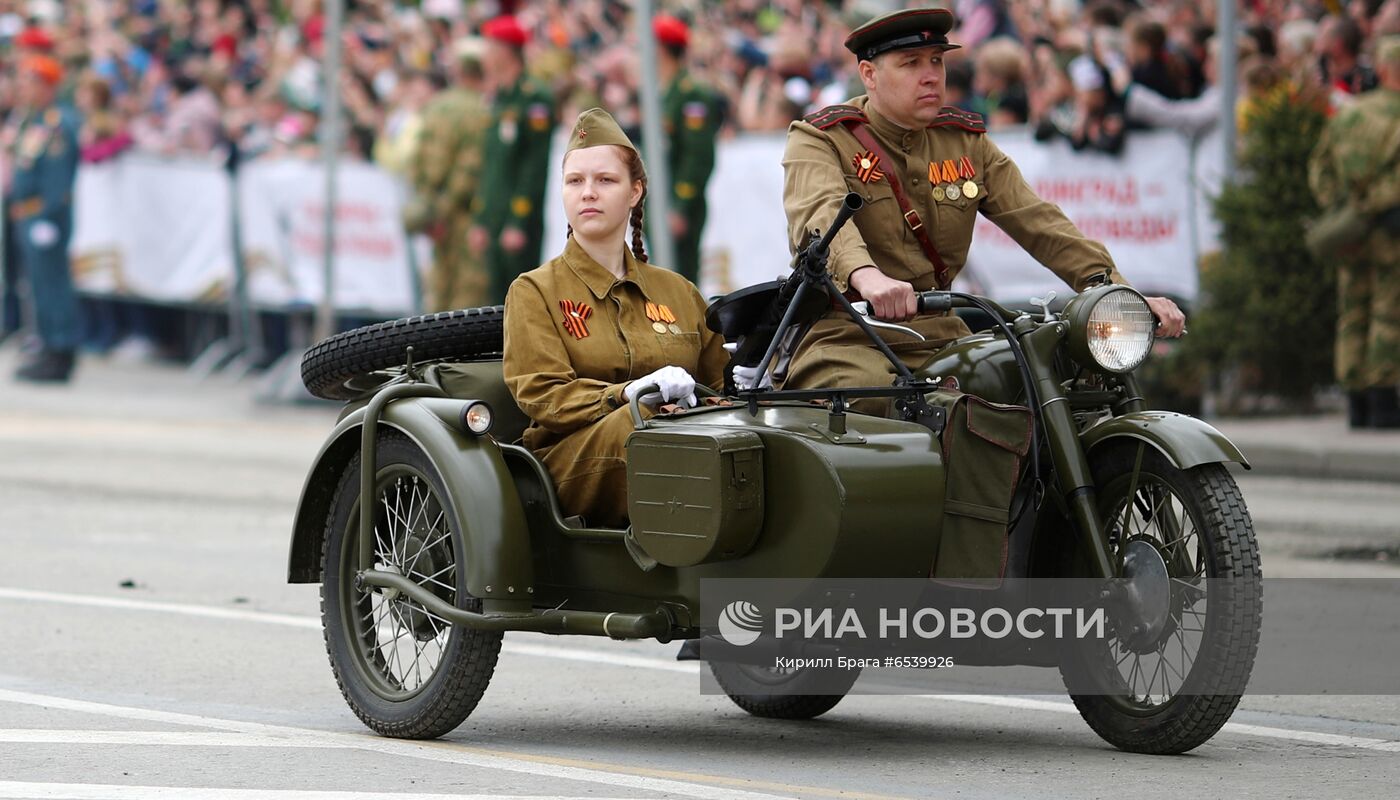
1060,446,1262,754
321,431,502,738
710,662,861,720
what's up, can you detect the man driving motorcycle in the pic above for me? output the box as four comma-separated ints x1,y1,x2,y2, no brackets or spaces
775,7,1185,415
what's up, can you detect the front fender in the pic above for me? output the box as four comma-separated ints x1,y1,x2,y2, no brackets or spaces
1082,411,1250,471
287,399,534,609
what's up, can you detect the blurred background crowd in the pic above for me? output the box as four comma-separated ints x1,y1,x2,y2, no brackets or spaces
2,0,1398,408
3,0,1397,171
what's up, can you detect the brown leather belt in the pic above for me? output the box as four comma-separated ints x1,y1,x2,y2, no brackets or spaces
847,123,953,290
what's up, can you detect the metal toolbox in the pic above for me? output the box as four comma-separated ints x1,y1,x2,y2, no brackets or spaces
625,427,765,567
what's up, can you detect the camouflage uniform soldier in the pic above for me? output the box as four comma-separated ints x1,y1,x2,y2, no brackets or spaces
404,39,490,312
777,8,1185,415
655,15,723,285
1308,36,1400,428
6,56,81,383
473,16,555,305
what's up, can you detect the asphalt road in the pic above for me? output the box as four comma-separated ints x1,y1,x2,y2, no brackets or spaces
2,349,1399,800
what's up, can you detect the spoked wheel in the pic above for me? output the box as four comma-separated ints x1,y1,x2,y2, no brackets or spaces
1060,447,1262,754
321,431,501,738
710,661,860,720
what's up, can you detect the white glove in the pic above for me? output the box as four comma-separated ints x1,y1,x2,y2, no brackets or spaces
723,342,773,390
624,365,697,408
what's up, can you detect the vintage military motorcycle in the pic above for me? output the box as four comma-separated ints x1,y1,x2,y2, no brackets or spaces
289,193,1260,755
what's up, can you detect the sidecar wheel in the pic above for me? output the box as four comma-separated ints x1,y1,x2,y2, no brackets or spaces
301,306,504,400
709,661,860,720
320,431,502,739
1060,448,1262,755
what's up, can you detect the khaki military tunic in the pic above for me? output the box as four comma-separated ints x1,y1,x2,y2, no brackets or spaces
503,238,728,526
781,97,1126,414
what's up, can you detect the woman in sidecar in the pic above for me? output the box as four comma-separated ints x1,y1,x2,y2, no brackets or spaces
500,108,727,529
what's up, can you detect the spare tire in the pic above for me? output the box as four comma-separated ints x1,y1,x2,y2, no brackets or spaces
301,307,505,400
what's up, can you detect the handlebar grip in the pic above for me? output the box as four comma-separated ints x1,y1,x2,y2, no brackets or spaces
916,291,953,315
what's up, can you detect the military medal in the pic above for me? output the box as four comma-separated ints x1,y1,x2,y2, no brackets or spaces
527,102,551,132
560,300,593,339
658,304,680,335
852,150,885,184
932,185,946,202
945,182,961,201
962,180,978,199
683,101,709,131
499,114,518,144
646,302,679,334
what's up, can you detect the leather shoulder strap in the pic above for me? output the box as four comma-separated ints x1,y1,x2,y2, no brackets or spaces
928,106,987,134
804,104,868,130
846,122,952,290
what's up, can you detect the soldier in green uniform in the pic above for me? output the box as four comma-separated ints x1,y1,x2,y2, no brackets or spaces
655,14,723,286
1308,36,1400,429
403,38,490,312
5,55,81,383
472,15,555,305
775,8,1185,415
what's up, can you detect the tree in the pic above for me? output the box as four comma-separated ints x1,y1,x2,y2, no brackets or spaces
1184,84,1333,411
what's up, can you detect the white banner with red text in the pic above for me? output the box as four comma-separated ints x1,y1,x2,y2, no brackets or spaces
69,129,1220,315
692,128,1221,303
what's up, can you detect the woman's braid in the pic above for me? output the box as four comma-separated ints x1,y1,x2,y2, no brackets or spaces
629,187,648,263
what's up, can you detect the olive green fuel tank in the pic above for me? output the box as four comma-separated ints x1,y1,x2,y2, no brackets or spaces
917,332,1024,405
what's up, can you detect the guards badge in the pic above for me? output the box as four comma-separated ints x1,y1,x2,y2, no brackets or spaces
560,300,593,339
852,151,885,184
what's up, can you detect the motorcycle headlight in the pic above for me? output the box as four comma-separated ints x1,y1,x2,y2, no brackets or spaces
1065,286,1155,373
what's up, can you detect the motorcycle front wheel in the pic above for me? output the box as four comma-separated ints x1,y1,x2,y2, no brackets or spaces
1060,446,1262,754
320,431,502,738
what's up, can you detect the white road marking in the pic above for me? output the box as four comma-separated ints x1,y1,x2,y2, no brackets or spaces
921,694,1400,752
0,587,320,630
0,784,636,800
0,730,325,747
504,640,699,674
4,586,1399,754
0,689,790,800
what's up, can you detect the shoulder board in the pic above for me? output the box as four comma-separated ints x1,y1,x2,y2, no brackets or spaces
803,104,868,131
928,107,986,134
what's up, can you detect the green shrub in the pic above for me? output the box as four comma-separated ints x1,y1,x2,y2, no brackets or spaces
1181,85,1333,410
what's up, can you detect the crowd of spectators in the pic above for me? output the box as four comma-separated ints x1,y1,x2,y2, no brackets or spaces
3,0,1399,168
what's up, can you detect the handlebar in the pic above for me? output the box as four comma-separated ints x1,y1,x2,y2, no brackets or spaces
866,291,1018,322
915,291,953,315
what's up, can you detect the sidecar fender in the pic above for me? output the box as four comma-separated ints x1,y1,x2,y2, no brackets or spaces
1082,411,1250,472
287,400,534,607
